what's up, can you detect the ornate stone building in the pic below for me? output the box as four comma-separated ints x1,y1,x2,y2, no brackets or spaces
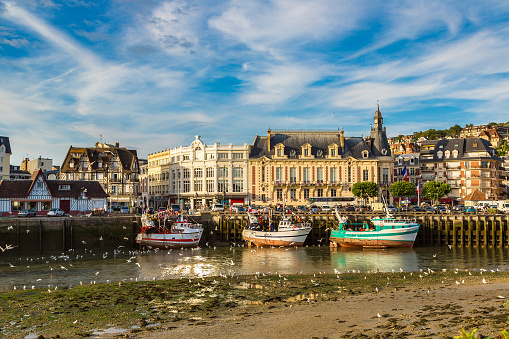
146,136,250,210
248,106,394,206
60,142,140,208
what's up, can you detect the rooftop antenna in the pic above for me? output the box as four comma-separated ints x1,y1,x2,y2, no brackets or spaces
100,134,103,143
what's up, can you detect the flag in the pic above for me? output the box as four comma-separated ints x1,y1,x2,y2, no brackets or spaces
402,165,408,182
417,180,420,194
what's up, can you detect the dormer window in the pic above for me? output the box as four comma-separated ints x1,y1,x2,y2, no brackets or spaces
452,150,459,158
362,150,369,158
331,149,335,156
437,150,443,159
398,157,403,165
301,143,313,158
327,143,339,158
59,184,71,191
445,150,451,158
409,158,414,164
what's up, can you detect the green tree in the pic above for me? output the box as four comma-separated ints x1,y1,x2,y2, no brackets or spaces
389,181,416,207
352,182,379,205
423,181,451,206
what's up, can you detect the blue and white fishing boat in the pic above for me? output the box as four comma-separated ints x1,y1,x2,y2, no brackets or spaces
242,212,312,247
330,210,420,249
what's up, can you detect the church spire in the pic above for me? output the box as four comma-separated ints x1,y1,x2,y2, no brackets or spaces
373,102,383,131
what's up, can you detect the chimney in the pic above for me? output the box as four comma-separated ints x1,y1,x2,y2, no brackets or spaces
115,142,119,148
340,130,345,150
267,128,271,153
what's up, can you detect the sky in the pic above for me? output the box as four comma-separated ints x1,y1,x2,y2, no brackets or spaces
1,0,509,166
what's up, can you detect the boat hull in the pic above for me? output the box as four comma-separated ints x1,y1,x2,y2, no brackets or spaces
136,232,202,249
330,225,419,249
242,228,311,247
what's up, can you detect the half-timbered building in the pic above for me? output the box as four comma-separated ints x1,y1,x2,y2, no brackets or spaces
0,169,108,216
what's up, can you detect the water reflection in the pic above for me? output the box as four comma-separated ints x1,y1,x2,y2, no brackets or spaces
1,246,509,291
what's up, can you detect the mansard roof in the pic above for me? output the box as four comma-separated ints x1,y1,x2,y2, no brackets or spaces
250,131,378,160
0,136,11,154
420,138,502,162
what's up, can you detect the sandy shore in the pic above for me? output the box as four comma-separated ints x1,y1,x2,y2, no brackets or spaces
142,282,509,339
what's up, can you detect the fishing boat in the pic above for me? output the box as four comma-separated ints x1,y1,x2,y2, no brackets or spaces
330,210,420,249
242,212,312,247
136,213,203,249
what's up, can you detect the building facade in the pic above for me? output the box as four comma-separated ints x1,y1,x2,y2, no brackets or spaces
419,138,504,201
0,169,108,216
146,136,250,210
0,136,11,180
248,106,394,206
60,142,140,208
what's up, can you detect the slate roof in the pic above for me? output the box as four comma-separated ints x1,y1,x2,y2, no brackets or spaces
61,144,139,172
420,138,502,162
0,170,108,199
250,132,379,160
0,136,11,154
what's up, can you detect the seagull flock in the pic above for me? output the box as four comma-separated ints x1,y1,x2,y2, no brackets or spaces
0,222,505,324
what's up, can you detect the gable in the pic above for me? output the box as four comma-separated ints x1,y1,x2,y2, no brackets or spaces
27,174,52,199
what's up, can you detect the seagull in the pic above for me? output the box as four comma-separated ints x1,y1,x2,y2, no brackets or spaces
482,278,487,284
95,272,100,276
377,313,382,318
9,263,15,268
99,236,103,241
448,244,452,249
7,226,13,230
26,229,30,233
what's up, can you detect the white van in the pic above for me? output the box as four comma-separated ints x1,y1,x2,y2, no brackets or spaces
212,204,224,212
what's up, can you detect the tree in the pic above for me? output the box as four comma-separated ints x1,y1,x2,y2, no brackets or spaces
352,182,379,205
389,181,416,207
423,181,451,206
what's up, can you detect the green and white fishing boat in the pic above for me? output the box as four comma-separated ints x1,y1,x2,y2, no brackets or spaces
330,210,420,249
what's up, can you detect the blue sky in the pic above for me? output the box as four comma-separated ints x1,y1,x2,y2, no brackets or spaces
1,0,509,165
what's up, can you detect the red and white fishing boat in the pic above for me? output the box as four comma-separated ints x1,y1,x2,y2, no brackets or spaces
242,212,312,247
136,213,203,249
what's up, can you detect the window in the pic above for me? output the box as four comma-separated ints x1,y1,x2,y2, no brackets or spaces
277,149,282,157
303,167,310,183
304,149,309,156
330,189,337,197
317,167,323,183
194,168,203,178
217,153,228,159
289,168,296,183
232,167,243,178
262,166,265,182
194,179,202,192
232,153,243,159
206,167,214,178
11,201,22,211
111,185,117,194
275,167,282,183
330,168,337,183
59,184,71,191
382,168,389,183
206,180,214,192
36,182,43,189
218,179,228,192
42,202,52,211
348,166,351,182
218,167,228,177
409,168,415,176
97,172,103,180
330,149,335,156
363,169,369,181
233,179,243,192
290,188,296,199
437,151,443,159
303,188,310,199
98,160,102,167
409,158,414,164
276,189,283,199
316,188,323,197
183,155,190,161
69,162,74,168
183,168,190,179
183,180,190,192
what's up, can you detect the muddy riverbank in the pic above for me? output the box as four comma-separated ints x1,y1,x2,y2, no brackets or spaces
2,270,509,338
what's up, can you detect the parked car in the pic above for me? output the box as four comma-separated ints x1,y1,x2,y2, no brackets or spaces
423,205,435,213
463,206,476,213
296,205,307,213
411,205,423,212
120,206,130,214
159,207,167,212
171,204,181,213
453,205,465,211
436,205,448,213
47,208,65,217
356,205,371,212
212,204,224,212
18,209,36,218
386,205,398,213
344,206,356,212
309,205,320,214
321,205,332,212
334,205,345,212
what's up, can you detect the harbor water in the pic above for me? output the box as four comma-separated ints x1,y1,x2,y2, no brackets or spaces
1,245,508,291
